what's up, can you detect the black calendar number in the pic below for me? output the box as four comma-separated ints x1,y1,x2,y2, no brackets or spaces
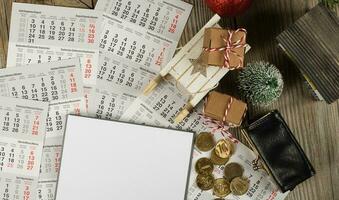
112,0,122,16
121,1,132,20
55,111,63,131
3,183,10,200
135,44,146,63
116,69,126,84
152,95,168,111
98,61,108,79
48,20,56,40
46,113,53,132
117,37,127,56
126,41,137,60
100,30,109,49
39,20,46,39
130,4,141,24
125,72,135,87
148,7,161,31
0,146,5,171
96,95,106,118
107,33,118,53
2,112,10,131
58,21,66,41
139,5,151,27
68,22,75,42
21,85,29,99
12,113,20,133
106,66,117,82
31,84,38,100
11,87,18,98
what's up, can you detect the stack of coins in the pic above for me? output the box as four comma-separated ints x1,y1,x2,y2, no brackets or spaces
195,132,250,198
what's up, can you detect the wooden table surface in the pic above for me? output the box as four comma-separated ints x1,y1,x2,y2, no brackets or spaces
0,0,338,200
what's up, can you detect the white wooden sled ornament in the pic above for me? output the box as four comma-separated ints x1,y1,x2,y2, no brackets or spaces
143,14,250,123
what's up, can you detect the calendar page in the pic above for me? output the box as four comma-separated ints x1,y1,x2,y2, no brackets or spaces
0,96,49,200
95,0,192,42
36,137,62,200
0,58,86,200
0,58,84,105
87,0,192,120
7,2,101,86
87,81,137,120
120,79,288,200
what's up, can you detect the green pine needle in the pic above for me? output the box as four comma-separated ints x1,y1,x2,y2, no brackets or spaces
321,0,339,6
238,62,284,106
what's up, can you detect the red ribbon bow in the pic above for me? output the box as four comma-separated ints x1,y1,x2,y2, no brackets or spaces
199,113,239,144
199,96,239,143
203,28,247,70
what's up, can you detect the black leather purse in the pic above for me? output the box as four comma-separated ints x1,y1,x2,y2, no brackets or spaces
242,110,315,192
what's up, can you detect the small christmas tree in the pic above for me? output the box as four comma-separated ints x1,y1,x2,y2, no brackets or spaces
238,62,283,106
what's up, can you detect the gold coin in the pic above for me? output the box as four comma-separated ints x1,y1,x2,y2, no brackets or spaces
214,139,234,159
213,178,231,198
196,174,214,191
230,177,250,196
195,132,215,152
210,149,229,165
195,157,214,175
224,162,244,182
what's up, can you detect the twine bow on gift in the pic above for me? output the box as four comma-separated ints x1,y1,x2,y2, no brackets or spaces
198,96,239,144
200,114,239,144
203,28,247,70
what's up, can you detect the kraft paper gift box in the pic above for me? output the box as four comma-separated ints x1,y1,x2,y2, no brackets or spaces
204,91,247,127
201,27,247,69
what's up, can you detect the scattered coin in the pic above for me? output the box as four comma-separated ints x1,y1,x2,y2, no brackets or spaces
196,174,214,191
224,162,244,182
213,178,231,198
195,157,214,175
195,132,215,152
230,177,250,196
214,139,234,159
210,149,229,165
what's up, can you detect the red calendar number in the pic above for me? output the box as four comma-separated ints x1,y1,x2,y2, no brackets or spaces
24,185,30,200
69,72,78,93
32,115,40,135
155,47,166,66
266,189,278,200
27,151,35,170
88,23,96,44
168,14,180,33
84,59,92,79
74,106,81,115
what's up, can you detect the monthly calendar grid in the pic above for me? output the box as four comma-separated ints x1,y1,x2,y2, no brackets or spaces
0,96,48,200
8,2,101,86
86,0,192,122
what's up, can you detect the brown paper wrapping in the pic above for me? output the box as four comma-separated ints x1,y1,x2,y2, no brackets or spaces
204,91,247,126
202,28,246,68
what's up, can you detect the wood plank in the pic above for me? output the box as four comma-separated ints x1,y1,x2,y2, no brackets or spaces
234,1,339,200
0,0,13,67
0,1,337,200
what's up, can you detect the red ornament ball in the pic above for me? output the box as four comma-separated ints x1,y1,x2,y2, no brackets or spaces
205,0,253,17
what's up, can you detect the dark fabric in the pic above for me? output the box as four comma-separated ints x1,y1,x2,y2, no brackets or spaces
246,110,315,192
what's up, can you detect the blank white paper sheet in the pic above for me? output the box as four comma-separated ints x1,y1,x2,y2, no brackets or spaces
56,115,194,200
